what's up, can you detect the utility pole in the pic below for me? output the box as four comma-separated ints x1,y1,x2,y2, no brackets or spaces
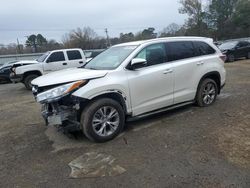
105,28,111,48
16,38,21,54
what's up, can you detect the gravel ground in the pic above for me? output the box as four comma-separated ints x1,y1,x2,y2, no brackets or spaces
0,60,249,188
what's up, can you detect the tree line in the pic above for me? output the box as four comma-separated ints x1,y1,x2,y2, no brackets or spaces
0,0,249,55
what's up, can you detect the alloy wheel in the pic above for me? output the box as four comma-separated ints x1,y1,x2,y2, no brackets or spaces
92,106,120,137
202,82,216,105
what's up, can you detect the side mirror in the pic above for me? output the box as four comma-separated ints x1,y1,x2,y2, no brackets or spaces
130,58,147,70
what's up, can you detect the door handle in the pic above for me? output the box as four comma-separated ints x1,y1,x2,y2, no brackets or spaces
79,61,83,64
63,63,67,65
197,61,204,66
163,69,173,74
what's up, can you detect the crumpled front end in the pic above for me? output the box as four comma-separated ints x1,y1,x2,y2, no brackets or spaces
32,80,89,131
40,97,81,131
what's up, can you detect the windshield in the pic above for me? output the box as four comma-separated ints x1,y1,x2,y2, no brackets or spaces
84,45,138,70
219,41,238,50
37,52,50,62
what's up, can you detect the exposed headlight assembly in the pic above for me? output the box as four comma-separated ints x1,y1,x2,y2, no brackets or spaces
36,80,87,103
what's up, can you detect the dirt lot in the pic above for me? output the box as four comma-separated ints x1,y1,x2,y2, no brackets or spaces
0,60,250,188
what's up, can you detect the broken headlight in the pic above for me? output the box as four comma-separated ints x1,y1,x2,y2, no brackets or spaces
36,80,87,103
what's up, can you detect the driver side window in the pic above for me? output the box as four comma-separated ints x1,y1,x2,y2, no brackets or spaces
47,52,65,63
135,43,167,67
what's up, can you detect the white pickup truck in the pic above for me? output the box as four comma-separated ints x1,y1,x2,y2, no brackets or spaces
10,48,86,90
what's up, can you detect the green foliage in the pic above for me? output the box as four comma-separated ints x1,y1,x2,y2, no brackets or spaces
232,0,250,37
25,34,47,52
179,0,250,40
135,27,157,40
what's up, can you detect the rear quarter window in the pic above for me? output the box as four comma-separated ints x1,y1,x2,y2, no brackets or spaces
67,50,82,60
193,41,216,56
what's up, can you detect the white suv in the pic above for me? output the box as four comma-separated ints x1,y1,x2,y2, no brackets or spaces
32,37,226,142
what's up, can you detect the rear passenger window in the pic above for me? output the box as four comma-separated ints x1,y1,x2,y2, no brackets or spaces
193,41,216,56
166,41,195,61
135,43,167,66
67,50,82,60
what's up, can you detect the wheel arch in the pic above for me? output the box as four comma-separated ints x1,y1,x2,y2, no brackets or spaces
23,70,42,80
76,90,130,122
197,71,221,95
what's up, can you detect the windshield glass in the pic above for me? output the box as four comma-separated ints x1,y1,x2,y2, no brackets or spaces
219,41,238,50
37,52,50,62
84,45,138,70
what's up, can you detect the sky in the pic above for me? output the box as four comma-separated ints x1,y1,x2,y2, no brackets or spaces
0,0,186,45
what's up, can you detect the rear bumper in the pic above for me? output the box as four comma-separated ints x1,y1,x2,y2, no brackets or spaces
9,73,23,83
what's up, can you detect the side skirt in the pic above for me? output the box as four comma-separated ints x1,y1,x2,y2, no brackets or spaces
127,100,195,122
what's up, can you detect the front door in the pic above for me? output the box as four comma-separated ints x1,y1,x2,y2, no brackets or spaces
43,51,67,73
126,43,174,116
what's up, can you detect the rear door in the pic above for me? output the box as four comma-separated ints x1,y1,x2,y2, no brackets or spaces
167,41,216,104
235,41,249,58
66,50,85,68
166,41,199,104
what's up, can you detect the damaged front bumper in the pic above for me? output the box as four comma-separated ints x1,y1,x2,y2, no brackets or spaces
41,98,82,131
10,73,23,83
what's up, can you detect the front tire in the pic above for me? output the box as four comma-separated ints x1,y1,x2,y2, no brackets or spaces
196,78,218,107
81,98,125,143
23,74,39,90
227,54,235,62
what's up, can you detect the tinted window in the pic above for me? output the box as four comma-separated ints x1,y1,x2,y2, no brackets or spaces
67,50,82,60
193,41,216,56
166,41,195,61
48,52,65,62
238,41,250,47
135,43,167,66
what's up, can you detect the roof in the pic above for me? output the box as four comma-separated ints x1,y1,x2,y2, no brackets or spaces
114,37,213,47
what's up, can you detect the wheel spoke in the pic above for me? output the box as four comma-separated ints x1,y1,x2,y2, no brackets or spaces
209,89,215,94
92,118,102,128
108,109,118,120
97,124,106,135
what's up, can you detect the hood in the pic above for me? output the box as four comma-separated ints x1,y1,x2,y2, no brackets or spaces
14,60,38,66
32,68,108,87
219,47,231,51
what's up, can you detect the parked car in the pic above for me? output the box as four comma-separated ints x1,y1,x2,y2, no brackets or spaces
31,37,226,142
10,48,86,90
219,40,250,62
0,61,18,83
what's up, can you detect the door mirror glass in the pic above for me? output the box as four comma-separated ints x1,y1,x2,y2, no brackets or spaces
131,58,147,70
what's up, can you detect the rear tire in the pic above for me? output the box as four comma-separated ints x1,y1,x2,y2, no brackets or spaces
23,74,39,90
196,78,218,107
247,52,250,59
81,98,125,143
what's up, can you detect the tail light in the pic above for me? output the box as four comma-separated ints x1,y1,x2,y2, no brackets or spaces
220,55,227,62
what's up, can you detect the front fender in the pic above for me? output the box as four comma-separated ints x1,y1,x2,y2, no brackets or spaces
15,64,43,75
72,72,132,113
